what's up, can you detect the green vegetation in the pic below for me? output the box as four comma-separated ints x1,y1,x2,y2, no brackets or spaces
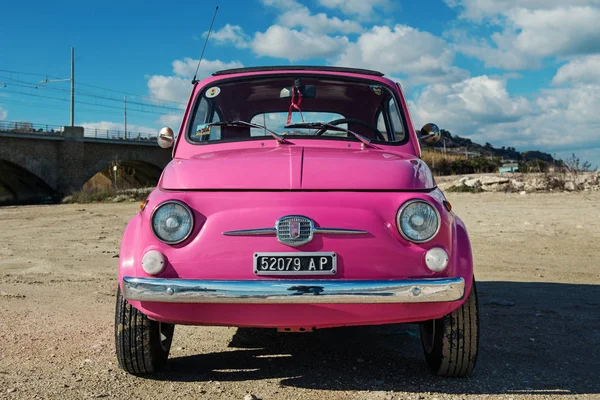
65,187,151,204
446,184,483,193
424,128,555,165
67,187,123,203
422,150,502,176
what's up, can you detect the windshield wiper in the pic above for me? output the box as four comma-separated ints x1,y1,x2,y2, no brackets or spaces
284,122,374,148
207,121,288,143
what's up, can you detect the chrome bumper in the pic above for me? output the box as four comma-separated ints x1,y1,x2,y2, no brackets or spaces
122,277,465,304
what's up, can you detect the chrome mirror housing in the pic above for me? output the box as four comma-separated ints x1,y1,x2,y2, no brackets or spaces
157,127,174,149
418,123,441,145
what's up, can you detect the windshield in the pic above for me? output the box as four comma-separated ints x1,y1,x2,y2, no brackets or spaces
187,76,407,144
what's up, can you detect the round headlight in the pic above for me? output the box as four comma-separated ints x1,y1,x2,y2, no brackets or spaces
396,200,440,243
151,201,194,244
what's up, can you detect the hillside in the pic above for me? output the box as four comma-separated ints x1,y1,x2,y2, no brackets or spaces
421,129,556,163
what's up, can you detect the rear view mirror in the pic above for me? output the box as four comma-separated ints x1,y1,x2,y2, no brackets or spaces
418,123,441,144
280,84,316,99
157,127,174,149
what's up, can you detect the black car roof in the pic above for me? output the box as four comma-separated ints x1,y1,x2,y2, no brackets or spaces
212,66,385,77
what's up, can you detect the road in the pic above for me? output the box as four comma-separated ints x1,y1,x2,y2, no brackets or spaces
1,192,599,399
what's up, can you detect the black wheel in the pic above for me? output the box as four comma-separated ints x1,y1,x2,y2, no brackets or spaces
115,286,174,374
419,278,479,377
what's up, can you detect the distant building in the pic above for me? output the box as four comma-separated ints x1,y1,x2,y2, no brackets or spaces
499,162,519,173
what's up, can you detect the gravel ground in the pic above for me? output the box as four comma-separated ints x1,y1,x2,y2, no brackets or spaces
1,192,599,399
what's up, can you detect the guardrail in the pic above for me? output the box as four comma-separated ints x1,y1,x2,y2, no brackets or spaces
0,120,157,142
0,121,63,136
85,128,158,142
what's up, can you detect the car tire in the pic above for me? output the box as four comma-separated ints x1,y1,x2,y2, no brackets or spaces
115,286,174,374
419,277,479,377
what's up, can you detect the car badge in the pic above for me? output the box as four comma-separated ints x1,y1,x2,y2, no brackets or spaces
289,221,301,238
276,216,314,246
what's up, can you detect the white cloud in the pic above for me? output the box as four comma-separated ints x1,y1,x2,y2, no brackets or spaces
210,2,361,59
262,0,298,8
495,84,600,154
450,29,540,70
171,58,243,79
147,58,243,106
0,106,7,120
534,84,600,136
259,0,363,34
145,58,243,131
408,75,600,161
147,75,191,105
448,4,600,69
318,0,390,18
553,55,600,85
445,0,599,21
279,8,362,34
210,24,249,48
507,7,600,58
251,25,349,60
409,75,531,134
157,113,183,129
336,25,469,85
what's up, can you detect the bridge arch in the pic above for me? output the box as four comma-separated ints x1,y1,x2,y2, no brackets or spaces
0,159,57,205
0,131,172,199
0,135,60,191
82,159,164,191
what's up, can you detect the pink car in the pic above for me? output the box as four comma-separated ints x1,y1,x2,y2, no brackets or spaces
115,66,479,377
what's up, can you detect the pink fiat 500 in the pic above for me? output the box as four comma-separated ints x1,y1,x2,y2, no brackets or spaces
115,66,479,377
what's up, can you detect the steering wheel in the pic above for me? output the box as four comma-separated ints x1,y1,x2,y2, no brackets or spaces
315,118,385,141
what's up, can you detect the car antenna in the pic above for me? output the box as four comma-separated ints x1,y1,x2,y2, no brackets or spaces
191,5,219,84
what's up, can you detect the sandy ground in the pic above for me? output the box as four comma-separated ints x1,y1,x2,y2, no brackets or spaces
1,192,599,400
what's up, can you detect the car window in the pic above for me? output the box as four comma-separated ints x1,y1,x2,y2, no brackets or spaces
250,112,346,137
191,97,222,141
187,77,409,145
376,111,389,141
388,98,405,142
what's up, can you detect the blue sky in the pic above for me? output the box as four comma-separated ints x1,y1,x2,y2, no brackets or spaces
1,0,600,165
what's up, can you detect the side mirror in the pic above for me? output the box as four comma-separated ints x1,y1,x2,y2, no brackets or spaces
157,127,174,149
418,123,441,144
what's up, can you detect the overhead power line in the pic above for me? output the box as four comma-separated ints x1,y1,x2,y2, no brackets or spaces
0,78,183,112
0,60,186,129
0,68,187,105
0,68,62,78
77,81,187,105
0,98,165,121
0,89,176,117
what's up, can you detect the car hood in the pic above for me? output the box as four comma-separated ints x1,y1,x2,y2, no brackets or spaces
159,146,434,191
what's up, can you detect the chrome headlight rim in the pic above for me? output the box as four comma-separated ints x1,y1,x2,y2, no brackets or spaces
396,199,441,243
151,200,194,245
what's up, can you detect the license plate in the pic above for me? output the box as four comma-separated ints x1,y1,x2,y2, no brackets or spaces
253,252,337,275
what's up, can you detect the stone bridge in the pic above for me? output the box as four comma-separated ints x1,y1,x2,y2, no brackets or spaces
0,127,171,203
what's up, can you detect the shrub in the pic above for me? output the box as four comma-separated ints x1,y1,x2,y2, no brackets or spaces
562,153,596,173
446,184,483,193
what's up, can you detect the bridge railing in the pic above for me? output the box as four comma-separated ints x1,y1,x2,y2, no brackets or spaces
84,127,158,142
0,120,158,142
0,121,64,136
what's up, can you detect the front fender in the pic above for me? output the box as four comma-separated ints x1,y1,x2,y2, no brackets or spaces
118,212,143,288
450,214,474,302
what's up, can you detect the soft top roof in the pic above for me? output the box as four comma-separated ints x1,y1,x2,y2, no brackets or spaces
212,66,385,77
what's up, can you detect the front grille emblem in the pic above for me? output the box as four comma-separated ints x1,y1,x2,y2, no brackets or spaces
276,216,314,246
289,221,301,238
